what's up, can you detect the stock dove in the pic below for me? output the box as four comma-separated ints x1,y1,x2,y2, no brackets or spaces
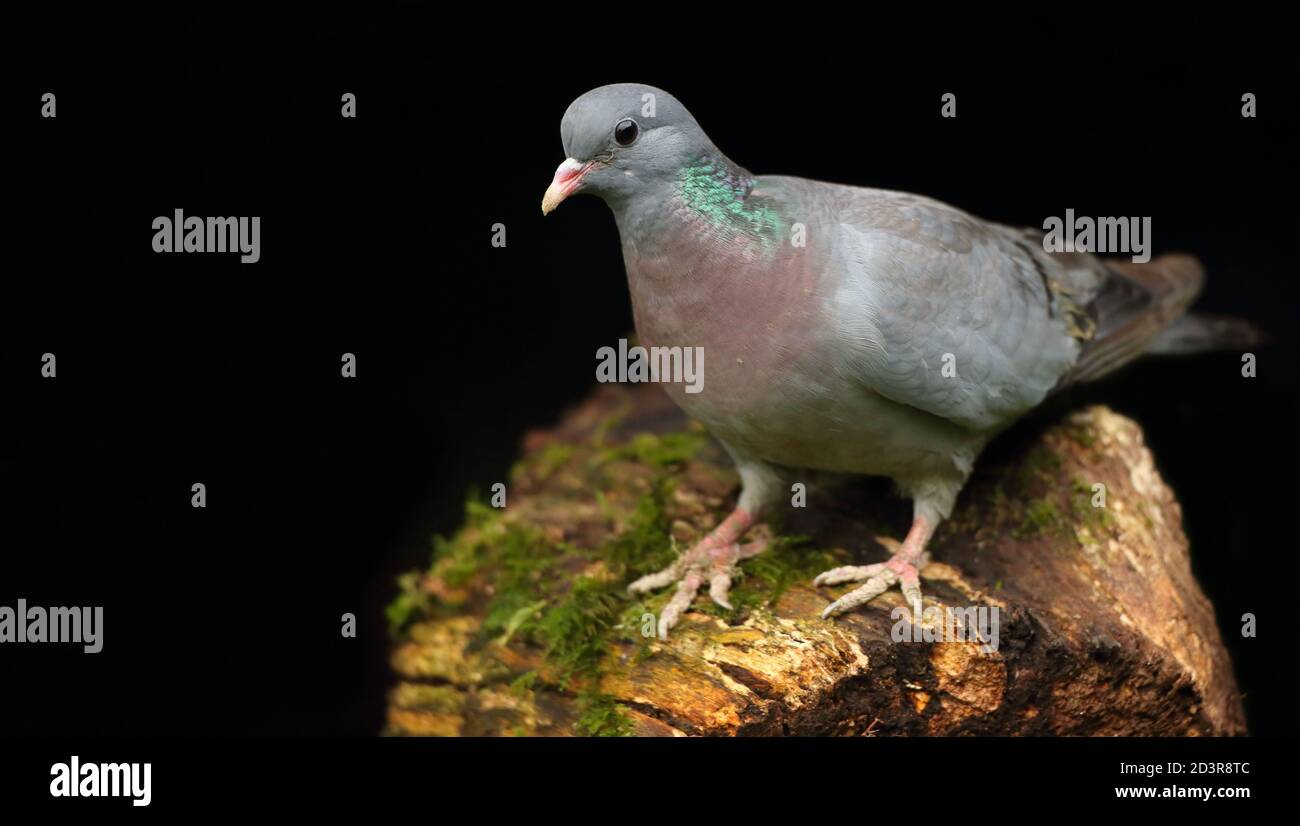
542,83,1255,638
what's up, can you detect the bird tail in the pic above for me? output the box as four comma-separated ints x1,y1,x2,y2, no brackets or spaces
1060,253,1260,386
1144,312,1265,355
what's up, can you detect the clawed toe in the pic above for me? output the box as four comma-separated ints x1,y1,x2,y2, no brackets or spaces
812,563,886,587
628,524,769,638
815,517,937,621
815,555,924,619
708,570,734,610
819,571,897,619
628,560,685,594
657,573,704,640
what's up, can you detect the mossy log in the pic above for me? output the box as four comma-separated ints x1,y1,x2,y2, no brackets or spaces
385,384,1245,736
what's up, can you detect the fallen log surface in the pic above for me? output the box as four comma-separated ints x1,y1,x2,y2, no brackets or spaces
385,384,1245,736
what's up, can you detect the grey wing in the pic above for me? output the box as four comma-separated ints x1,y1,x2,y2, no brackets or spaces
821,186,1107,432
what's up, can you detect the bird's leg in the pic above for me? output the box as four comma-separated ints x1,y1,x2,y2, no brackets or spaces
815,514,936,620
627,455,782,639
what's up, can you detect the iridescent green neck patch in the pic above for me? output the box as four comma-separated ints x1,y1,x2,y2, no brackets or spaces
677,160,781,251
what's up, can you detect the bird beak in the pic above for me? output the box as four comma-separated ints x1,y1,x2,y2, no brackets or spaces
541,158,592,215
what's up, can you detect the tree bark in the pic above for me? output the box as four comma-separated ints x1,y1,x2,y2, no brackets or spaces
385,384,1245,736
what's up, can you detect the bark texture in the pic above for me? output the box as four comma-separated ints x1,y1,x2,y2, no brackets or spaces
385,384,1245,737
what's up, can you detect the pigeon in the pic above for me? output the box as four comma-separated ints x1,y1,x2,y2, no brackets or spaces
542,83,1257,639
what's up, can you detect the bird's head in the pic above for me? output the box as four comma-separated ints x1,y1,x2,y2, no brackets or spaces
541,83,714,215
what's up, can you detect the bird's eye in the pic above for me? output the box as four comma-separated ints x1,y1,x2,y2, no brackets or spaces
614,118,639,146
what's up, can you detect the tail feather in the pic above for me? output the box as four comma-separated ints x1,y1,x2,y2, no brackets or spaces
1145,312,1265,355
1061,253,1206,385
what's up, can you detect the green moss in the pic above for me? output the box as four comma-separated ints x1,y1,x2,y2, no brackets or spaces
491,599,547,645
463,492,501,529
477,528,559,640
426,491,513,589
1014,498,1067,539
1084,501,1118,533
599,477,676,577
511,442,577,483
393,473,666,731
574,689,635,737
385,425,820,736
434,534,482,590
592,431,705,469
509,670,538,697
1006,468,1119,545
1068,423,1097,449
536,576,624,686
386,571,430,635
1068,476,1118,533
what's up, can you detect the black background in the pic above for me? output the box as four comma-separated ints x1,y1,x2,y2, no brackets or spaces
3,9,1297,739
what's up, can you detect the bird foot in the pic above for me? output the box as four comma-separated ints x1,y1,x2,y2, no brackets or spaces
814,549,929,620
628,522,767,640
